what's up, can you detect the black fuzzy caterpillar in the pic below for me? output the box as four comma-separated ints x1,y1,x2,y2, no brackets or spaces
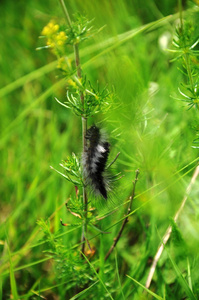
82,125,110,199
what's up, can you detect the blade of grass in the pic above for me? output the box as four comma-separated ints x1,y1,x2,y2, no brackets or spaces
81,252,114,300
168,253,197,299
7,241,19,300
0,277,2,300
1,256,53,277
33,279,75,294
187,258,193,292
126,275,164,300
22,277,42,300
69,281,99,300
115,250,125,300
162,240,197,300
99,234,105,282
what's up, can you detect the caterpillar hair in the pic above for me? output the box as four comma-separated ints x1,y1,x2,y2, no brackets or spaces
82,125,110,200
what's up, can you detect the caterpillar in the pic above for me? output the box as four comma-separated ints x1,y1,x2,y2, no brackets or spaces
82,125,110,200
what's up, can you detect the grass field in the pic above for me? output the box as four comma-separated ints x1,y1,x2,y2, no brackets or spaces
0,0,199,299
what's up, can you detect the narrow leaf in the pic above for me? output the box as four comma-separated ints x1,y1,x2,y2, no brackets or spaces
165,250,197,300
69,281,99,300
126,275,164,300
81,252,114,300
7,242,19,300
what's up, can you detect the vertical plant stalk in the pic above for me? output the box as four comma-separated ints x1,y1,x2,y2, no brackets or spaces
145,165,199,289
105,169,140,261
178,0,196,100
74,43,88,254
59,0,72,27
58,0,88,254
178,0,183,33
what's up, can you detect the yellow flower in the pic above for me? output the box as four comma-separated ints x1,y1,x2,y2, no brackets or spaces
59,31,66,38
67,79,77,88
41,26,49,36
41,20,59,37
56,31,68,45
57,57,67,70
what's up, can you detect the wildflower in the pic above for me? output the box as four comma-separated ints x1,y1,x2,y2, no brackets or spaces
41,20,59,37
41,20,67,55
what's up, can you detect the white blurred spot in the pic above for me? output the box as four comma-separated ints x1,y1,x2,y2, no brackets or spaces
158,31,171,51
148,81,159,97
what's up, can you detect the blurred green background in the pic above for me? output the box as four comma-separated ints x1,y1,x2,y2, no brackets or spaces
0,0,199,299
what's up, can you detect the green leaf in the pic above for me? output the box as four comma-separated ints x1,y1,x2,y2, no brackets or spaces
69,281,99,300
126,275,164,300
7,242,19,300
81,252,114,300
165,249,197,300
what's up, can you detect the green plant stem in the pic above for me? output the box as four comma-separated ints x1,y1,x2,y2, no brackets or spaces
58,0,72,28
58,0,88,255
74,39,88,256
186,58,194,88
178,0,183,33
184,52,195,94
178,0,195,98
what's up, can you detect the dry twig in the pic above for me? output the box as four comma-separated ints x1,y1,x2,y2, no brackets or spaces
105,169,140,261
145,165,199,289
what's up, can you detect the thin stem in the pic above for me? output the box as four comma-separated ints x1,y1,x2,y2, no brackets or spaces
178,0,195,96
106,152,120,170
77,52,87,254
58,0,88,255
184,52,195,94
58,0,72,28
74,44,82,80
145,165,199,289
178,0,183,33
105,169,140,261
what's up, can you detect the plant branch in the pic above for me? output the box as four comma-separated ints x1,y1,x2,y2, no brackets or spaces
58,0,72,28
145,165,199,289
178,1,195,98
105,169,140,261
178,0,183,33
184,52,195,94
106,152,120,170
58,0,88,255
74,48,88,256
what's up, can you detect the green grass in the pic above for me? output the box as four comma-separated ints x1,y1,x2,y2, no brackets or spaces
1,0,199,299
